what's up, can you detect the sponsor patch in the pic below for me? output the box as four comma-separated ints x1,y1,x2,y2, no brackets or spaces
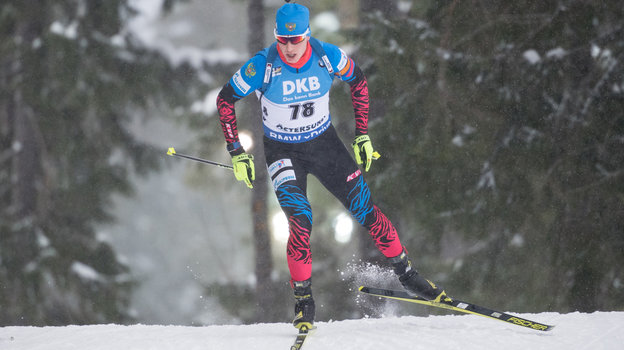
232,71,250,94
346,169,361,182
268,158,293,177
268,158,296,189
272,66,282,77
272,169,296,189
337,48,349,71
225,123,234,138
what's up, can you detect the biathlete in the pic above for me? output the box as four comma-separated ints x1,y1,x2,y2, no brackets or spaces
216,3,449,329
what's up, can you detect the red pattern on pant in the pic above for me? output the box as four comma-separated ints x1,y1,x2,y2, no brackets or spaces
366,205,403,258
287,216,312,281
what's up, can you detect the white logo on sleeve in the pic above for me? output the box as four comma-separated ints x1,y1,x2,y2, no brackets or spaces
232,71,250,94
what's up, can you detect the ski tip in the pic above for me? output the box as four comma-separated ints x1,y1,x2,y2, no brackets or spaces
358,286,365,292
534,323,555,331
166,147,176,156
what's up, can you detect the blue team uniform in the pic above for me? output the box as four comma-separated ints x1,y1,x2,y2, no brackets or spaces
216,38,404,285
228,41,355,143
216,2,447,329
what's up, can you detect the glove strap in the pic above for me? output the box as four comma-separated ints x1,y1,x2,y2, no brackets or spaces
353,134,370,146
227,141,244,156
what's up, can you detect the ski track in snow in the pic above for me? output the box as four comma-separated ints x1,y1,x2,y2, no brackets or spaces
1,311,623,350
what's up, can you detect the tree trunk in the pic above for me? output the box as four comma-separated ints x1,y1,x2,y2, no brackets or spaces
4,15,45,325
355,0,398,264
247,0,278,322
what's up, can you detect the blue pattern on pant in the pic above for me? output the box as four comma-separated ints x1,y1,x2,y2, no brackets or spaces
347,176,373,225
276,184,313,224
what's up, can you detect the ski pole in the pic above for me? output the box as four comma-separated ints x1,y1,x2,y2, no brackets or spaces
166,147,233,169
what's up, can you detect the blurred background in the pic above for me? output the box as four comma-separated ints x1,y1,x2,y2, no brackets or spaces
1,0,623,326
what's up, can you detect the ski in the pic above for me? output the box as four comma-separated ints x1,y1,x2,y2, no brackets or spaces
359,286,555,332
289,325,315,350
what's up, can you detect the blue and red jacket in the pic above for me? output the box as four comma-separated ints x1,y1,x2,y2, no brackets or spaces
217,38,369,148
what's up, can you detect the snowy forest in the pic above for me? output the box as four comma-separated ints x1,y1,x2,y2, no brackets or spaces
1,0,623,328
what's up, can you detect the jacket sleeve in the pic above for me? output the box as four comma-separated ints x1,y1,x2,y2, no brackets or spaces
216,53,267,148
323,42,370,135
348,65,369,136
216,83,241,145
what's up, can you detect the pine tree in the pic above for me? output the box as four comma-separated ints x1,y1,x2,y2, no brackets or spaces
355,0,624,312
0,0,200,325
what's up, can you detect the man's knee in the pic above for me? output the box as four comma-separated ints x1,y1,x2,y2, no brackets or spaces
276,183,313,224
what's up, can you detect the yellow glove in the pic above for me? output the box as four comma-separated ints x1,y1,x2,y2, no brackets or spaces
352,135,381,172
231,153,255,188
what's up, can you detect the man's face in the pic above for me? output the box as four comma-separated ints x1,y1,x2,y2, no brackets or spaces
277,36,309,64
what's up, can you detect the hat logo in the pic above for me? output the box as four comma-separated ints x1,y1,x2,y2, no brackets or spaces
285,22,296,32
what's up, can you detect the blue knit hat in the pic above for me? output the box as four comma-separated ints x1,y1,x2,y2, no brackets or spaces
275,3,310,36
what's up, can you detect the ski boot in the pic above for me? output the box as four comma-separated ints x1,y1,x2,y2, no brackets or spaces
292,279,315,330
389,249,452,303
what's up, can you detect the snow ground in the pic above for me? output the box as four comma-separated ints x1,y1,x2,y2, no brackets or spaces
1,311,622,350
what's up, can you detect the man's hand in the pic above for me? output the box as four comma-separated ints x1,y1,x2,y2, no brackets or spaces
352,135,380,172
231,153,255,188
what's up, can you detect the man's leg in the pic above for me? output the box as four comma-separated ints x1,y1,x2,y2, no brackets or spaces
309,129,449,301
275,182,313,282
274,182,316,329
345,175,403,258
345,176,450,300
